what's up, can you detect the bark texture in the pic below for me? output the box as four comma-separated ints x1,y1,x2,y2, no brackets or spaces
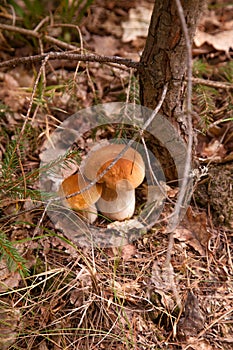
139,0,204,125
139,0,205,180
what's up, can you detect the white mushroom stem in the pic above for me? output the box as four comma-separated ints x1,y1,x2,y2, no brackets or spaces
77,204,98,224
97,184,136,221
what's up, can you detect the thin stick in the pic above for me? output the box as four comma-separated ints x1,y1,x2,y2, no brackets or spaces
0,51,140,69
0,23,40,38
18,54,51,141
192,77,233,90
197,306,233,338
44,35,81,51
141,83,168,132
0,22,77,52
169,0,193,233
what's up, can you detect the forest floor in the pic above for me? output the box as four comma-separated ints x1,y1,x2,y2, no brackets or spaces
0,0,232,349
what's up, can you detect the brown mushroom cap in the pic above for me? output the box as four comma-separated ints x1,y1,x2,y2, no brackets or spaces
83,144,145,190
59,173,102,211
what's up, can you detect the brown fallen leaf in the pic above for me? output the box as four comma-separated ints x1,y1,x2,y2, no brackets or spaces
38,340,50,350
178,291,205,338
174,227,205,255
181,339,213,350
121,244,136,261
202,139,227,159
194,28,233,52
174,207,211,255
90,35,120,56
108,280,141,300
122,5,153,42
0,304,20,350
150,262,176,311
0,261,22,293
110,243,136,261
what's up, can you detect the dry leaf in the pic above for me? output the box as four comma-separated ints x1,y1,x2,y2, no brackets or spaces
0,261,22,292
150,261,175,311
0,306,20,350
174,207,210,255
178,291,205,338
111,280,141,299
90,35,119,56
194,28,233,52
202,139,227,159
121,244,136,261
199,10,221,30
38,340,50,350
110,243,136,261
181,339,213,350
174,227,205,255
122,6,153,42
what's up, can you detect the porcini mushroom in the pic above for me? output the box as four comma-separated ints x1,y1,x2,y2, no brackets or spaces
59,172,102,223
83,143,145,221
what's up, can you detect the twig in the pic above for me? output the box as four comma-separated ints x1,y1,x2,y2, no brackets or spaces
141,84,168,131
192,77,233,90
23,202,49,255
1,23,232,90
197,306,233,338
125,68,134,104
18,54,51,141
0,22,83,51
66,24,84,82
33,16,50,32
44,35,81,51
0,51,140,69
0,203,43,223
170,0,193,233
16,144,27,198
0,14,131,74
0,23,40,38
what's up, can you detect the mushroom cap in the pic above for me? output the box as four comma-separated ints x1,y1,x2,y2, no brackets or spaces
59,173,102,211
83,144,145,190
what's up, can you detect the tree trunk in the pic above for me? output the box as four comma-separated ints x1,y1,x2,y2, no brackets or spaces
139,0,204,125
139,0,205,181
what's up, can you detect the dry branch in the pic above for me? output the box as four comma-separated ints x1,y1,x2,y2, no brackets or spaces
0,51,140,69
192,77,233,90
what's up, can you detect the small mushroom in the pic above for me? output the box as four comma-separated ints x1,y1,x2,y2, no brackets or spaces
59,172,102,223
83,144,145,220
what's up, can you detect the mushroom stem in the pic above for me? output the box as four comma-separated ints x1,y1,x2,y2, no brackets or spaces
76,204,99,224
97,184,135,221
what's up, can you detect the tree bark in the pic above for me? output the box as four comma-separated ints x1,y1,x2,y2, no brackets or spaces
139,0,205,181
139,0,204,126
